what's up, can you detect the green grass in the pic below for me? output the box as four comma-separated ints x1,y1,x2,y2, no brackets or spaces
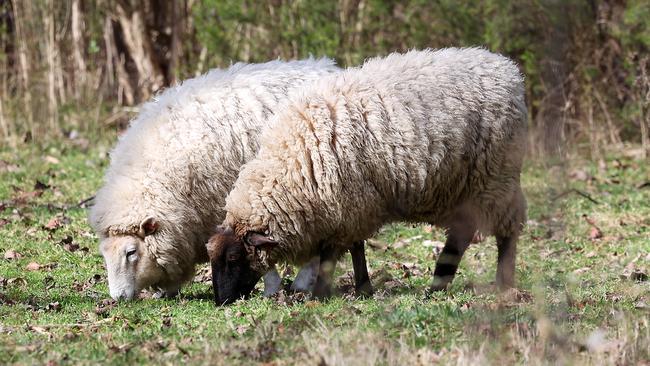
1,143,648,365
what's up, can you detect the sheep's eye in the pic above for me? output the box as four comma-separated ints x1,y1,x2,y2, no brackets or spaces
126,249,137,259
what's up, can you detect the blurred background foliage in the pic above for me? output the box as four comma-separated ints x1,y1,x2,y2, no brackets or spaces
0,0,648,159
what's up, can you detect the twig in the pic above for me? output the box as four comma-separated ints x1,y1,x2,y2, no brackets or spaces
76,195,95,208
30,317,116,329
551,189,600,204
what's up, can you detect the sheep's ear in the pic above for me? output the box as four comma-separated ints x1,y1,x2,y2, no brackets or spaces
139,216,158,238
245,232,278,251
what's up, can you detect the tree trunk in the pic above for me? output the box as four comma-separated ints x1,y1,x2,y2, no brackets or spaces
169,0,184,85
71,0,88,99
12,1,34,136
113,0,165,100
0,95,8,140
104,16,134,106
44,0,59,135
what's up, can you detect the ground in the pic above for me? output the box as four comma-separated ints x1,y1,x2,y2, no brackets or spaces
0,141,648,365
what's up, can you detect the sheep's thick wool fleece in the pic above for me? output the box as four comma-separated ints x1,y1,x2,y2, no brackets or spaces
225,48,528,265
89,58,339,281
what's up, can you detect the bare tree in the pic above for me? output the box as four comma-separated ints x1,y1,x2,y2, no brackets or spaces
12,0,34,135
72,0,88,98
113,0,165,100
44,0,59,134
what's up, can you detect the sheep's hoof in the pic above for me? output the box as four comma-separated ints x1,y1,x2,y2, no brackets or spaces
153,289,180,299
355,281,374,298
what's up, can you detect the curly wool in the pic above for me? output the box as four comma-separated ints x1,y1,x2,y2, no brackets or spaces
224,48,528,266
89,58,339,285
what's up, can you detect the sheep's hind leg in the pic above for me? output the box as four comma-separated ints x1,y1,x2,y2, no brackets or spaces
495,188,526,290
351,241,373,297
496,234,517,289
430,221,476,292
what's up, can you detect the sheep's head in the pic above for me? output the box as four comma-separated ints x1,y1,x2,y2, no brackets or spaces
99,217,166,300
207,225,277,305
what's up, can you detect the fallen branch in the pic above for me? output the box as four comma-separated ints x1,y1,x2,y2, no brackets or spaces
76,195,95,208
28,317,117,330
551,189,600,204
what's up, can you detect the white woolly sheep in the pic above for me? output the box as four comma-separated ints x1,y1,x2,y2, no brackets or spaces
88,58,342,300
209,48,528,304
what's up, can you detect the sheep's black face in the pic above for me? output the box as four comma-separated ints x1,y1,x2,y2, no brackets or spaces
207,226,276,305
210,241,261,305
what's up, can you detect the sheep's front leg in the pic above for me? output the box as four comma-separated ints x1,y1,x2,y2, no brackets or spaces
290,256,320,293
262,268,283,297
350,241,373,297
312,247,342,299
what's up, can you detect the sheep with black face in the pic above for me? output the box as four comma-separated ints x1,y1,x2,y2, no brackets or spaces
209,48,528,304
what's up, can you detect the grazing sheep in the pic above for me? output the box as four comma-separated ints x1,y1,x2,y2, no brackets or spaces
209,48,527,304
88,58,343,300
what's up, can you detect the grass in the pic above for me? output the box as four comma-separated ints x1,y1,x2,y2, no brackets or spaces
1,141,648,365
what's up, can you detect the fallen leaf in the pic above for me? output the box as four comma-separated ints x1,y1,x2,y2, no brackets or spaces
7,277,27,287
45,302,62,312
235,324,249,335
44,156,60,164
569,168,591,181
0,292,15,305
588,227,603,240
4,249,22,260
305,300,320,308
0,218,10,228
10,189,43,206
108,343,131,353
162,316,172,328
0,160,20,172
28,325,51,335
63,243,80,252
34,180,51,191
95,298,117,316
422,240,444,248
44,276,56,290
366,238,388,250
25,262,41,271
583,215,597,226
44,217,61,231
630,270,648,282
573,267,590,275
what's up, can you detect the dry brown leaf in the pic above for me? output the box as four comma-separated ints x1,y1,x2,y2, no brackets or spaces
45,302,62,312
44,156,60,164
4,249,22,260
0,160,20,172
162,316,172,328
569,168,591,181
33,180,50,191
25,262,41,271
44,217,61,231
589,226,603,240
